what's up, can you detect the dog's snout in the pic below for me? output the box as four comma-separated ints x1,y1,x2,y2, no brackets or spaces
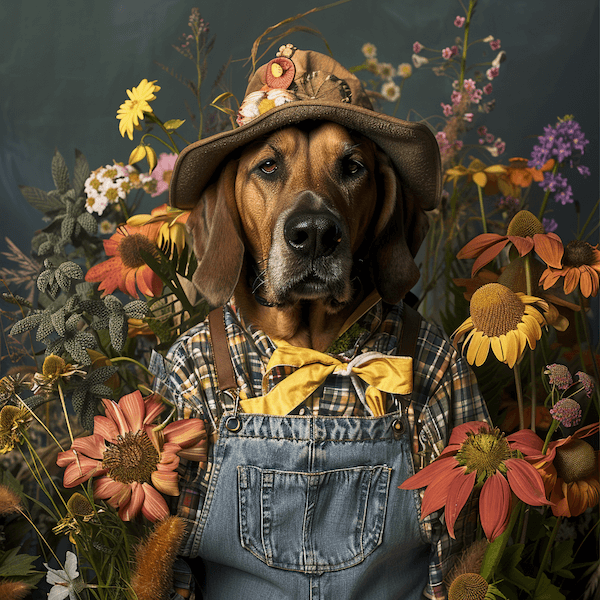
284,211,343,258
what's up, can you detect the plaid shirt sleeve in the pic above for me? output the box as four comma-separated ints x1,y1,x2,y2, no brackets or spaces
410,319,490,600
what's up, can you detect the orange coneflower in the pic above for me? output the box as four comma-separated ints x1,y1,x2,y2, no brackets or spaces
57,391,207,522
457,210,564,277
85,222,164,298
540,239,600,298
400,421,551,541
452,283,549,368
499,157,554,196
528,423,600,517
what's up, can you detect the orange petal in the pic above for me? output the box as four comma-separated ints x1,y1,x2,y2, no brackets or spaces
102,398,130,436
457,234,505,260
143,394,166,425
124,268,139,298
151,469,180,496
420,466,465,518
563,268,580,295
71,433,107,460
505,458,552,506
119,481,145,521
140,482,169,522
507,428,545,457
533,233,564,269
480,473,512,541
163,419,206,448
445,469,477,539
93,415,120,443
471,239,510,276
508,236,534,257
63,457,105,487
118,390,145,432
399,456,459,491
94,477,128,502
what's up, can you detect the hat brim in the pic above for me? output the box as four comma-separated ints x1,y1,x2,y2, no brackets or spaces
169,100,441,211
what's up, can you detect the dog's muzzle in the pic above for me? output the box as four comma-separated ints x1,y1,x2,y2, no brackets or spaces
283,209,343,259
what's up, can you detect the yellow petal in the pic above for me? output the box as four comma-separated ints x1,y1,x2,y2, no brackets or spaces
129,145,147,165
502,333,518,368
475,335,491,366
146,146,158,173
490,336,504,362
466,330,484,365
473,171,488,188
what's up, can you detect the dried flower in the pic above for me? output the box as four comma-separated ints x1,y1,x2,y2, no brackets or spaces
0,484,22,515
0,405,32,454
0,581,31,600
550,398,582,428
131,516,186,600
544,364,573,390
31,355,86,395
575,371,595,397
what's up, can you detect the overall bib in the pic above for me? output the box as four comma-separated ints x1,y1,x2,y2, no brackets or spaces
188,305,431,599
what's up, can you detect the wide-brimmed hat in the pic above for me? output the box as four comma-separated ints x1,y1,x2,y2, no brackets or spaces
169,44,441,211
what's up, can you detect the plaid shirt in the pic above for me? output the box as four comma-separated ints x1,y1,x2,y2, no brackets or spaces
150,299,489,600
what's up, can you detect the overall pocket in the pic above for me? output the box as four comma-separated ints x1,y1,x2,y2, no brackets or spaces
237,464,391,574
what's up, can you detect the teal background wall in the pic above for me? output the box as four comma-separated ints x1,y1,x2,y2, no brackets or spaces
1,0,598,297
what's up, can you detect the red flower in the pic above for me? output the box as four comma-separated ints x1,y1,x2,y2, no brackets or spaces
57,391,207,522
400,421,551,541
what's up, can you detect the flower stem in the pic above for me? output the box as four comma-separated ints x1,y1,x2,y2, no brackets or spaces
533,515,562,595
537,162,559,220
477,184,488,234
459,0,478,89
57,382,74,446
109,356,154,378
480,502,521,582
524,256,537,433
513,364,525,430
578,294,600,416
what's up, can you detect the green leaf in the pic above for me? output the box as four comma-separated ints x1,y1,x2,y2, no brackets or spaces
10,312,43,336
124,300,149,319
72,149,90,197
0,546,39,577
532,572,566,600
19,185,63,213
77,210,98,235
147,317,172,345
550,539,574,573
52,149,70,193
108,313,127,353
61,214,76,240
163,119,186,131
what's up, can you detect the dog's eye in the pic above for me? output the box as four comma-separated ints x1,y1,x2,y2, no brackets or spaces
343,157,364,177
259,160,278,175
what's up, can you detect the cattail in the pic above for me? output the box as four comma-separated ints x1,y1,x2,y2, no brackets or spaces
0,485,21,516
130,516,185,600
0,580,31,600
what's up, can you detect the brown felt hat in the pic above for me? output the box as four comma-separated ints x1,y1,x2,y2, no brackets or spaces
169,45,442,211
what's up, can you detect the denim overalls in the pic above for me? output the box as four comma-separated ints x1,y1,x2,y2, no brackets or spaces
179,304,431,599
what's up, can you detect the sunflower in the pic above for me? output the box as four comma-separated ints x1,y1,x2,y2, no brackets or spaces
539,239,600,297
526,423,599,517
400,421,551,541
116,79,161,141
457,210,564,277
453,283,549,368
85,223,164,298
56,391,207,522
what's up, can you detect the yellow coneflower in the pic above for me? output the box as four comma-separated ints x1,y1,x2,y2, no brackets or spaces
540,239,600,298
0,484,22,515
31,355,85,394
130,516,185,600
0,580,31,600
53,492,97,539
452,283,549,368
116,79,161,141
0,405,32,454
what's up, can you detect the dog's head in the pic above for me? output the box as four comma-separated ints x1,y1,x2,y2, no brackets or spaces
186,121,430,312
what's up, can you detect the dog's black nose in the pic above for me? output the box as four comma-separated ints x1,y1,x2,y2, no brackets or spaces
284,210,343,258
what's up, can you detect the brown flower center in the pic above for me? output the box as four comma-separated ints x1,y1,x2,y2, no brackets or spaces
118,233,157,269
554,439,597,483
42,354,67,378
101,430,159,484
506,210,545,237
448,573,489,600
67,493,95,518
470,283,525,337
457,428,512,478
562,240,595,268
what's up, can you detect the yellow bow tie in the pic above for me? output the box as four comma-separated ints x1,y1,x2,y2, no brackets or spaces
239,342,413,417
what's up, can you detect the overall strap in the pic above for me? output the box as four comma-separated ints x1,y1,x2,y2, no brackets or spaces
397,303,422,359
208,306,237,393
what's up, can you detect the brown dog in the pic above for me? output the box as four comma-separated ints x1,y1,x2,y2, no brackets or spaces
186,121,430,352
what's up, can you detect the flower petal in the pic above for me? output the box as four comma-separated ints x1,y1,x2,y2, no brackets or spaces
143,394,166,425
505,458,552,506
533,232,564,269
140,482,169,522
163,419,207,448
63,457,106,487
70,434,107,460
151,469,180,496
93,415,120,443
118,390,145,432
507,428,545,456
94,476,128,501
445,469,477,539
471,240,511,276
508,235,534,257
457,234,505,260
119,481,145,521
480,473,512,541
102,398,130,436
399,456,459,490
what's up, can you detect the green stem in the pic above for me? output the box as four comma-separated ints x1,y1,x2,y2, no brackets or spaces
577,198,600,239
524,256,537,432
537,162,559,220
533,516,562,595
57,382,74,445
195,33,203,139
480,502,521,581
140,129,179,155
477,184,488,233
459,0,477,89
514,364,525,430
109,356,154,378
542,419,559,454
578,294,600,416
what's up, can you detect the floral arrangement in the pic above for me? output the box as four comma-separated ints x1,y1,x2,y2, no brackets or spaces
0,2,598,599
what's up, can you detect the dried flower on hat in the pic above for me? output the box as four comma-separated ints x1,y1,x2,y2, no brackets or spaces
265,57,295,89
237,89,298,127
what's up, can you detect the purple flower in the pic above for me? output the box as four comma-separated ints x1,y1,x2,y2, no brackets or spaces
544,364,573,390
413,41,423,53
554,186,573,205
483,83,493,95
529,119,589,170
490,39,501,51
542,217,558,233
454,16,465,27
550,398,582,428
575,371,595,397
577,165,590,177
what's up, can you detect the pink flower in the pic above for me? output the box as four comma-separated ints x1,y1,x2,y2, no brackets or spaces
442,47,453,60
483,83,493,95
490,39,501,51
463,79,477,93
451,91,462,105
413,41,423,53
454,16,465,27
57,391,208,522
150,153,178,197
486,67,500,80
441,103,454,117
470,89,483,104
463,113,474,123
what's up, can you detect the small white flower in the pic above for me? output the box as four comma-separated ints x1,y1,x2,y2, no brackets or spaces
412,53,429,68
492,51,506,67
377,62,396,79
397,63,412,78
483,35,495,43
45,551,87,600
361,42,377,59
381,80,401,102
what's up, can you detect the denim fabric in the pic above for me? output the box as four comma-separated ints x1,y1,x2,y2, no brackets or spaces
192,410,430,599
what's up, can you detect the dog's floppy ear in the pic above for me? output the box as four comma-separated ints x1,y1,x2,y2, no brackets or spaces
370,152,430,304
185,160,245,307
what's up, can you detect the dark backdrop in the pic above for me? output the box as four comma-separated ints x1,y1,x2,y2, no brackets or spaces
1,0,598,328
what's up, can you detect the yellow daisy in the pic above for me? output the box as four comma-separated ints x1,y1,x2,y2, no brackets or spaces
452,283,549,368
116,79,161,140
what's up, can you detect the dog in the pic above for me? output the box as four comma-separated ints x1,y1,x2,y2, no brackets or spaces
185,121,429,351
